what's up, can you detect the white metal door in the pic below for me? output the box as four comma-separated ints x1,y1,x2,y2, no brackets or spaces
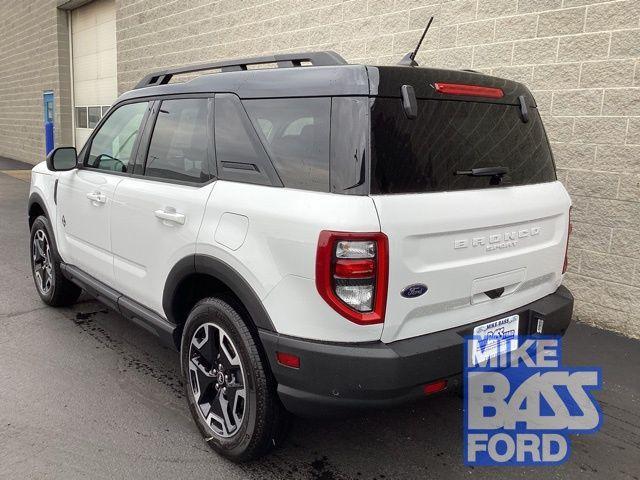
71,0,117,148
56,169,122,283
111,178,214,315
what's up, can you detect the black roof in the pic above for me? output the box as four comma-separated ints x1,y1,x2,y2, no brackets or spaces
120,51,368,101
119,65,370,102
119,50,535,107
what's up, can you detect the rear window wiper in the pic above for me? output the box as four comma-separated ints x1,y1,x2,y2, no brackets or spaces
455,166,509,185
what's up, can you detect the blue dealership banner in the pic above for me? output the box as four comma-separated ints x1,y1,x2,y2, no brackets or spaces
463,335,602,466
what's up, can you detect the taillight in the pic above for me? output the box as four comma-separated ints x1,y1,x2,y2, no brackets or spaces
316,231,389,325
434,82,504,99
562,207,573,274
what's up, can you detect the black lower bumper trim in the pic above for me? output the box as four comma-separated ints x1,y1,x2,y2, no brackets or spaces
260,285,573,417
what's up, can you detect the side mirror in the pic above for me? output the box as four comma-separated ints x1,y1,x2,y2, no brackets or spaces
46,147,77,171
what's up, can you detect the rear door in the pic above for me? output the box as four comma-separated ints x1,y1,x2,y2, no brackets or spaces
111,97,214,315
368,91,570,343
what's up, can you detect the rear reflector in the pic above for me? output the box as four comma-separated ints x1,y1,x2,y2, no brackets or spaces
434,82,504,99
423,379,448,395
276,351,300,369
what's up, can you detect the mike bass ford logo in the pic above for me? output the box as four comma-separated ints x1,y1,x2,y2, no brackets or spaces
463,336,602,466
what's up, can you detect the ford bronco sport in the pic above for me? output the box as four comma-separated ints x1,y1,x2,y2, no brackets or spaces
28,51,573,462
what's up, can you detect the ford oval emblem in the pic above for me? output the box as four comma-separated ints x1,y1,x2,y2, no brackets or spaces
401,284,428,298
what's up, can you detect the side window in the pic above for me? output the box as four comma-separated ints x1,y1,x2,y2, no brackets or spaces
214,94,281,187
144,98,210,183
86,102,149,172
244,98,330,192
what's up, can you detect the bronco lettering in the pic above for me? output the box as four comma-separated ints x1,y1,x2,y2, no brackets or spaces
454,227,541,251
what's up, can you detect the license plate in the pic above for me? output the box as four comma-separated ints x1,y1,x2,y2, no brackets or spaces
471,314,519,365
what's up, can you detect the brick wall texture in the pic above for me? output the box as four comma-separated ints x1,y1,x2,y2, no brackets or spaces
0,1,72,163
1,0,639,337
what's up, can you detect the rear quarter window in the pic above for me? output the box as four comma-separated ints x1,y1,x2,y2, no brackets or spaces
214,94,282,187
243,98,331,192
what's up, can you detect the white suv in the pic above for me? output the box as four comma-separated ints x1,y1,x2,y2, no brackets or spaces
28,52,573,462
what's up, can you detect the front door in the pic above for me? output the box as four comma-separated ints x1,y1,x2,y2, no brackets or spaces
56,101,150,283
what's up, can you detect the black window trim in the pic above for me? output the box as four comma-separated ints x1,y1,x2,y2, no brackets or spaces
328,96,371,196
131,99,159,176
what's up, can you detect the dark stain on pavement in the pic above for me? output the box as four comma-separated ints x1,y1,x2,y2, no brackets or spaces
74,308,109,323
310,455,336,480
70,307,185,399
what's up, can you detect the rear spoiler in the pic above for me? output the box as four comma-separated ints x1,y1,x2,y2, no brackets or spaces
368,66,537,107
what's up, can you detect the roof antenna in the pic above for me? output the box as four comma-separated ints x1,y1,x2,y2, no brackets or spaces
398,16,434,67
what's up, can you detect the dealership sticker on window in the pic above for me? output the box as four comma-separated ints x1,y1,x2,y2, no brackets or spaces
463,336,602,466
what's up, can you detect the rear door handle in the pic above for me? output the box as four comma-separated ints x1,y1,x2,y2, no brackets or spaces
86,191,106,204
154,208,186,225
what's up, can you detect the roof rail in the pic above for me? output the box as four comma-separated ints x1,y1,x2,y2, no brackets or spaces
134,51,348,89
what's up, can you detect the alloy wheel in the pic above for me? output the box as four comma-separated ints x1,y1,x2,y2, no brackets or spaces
188,322,247,438
32,229,53,295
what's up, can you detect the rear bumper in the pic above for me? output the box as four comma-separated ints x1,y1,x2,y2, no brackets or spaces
259,285,573,417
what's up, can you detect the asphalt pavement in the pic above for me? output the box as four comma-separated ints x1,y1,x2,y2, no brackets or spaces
1,170,639,480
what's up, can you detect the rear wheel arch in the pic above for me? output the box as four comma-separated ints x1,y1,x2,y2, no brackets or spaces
163,255,276,348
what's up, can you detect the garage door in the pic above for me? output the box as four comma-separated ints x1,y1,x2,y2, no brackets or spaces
72,0,117,149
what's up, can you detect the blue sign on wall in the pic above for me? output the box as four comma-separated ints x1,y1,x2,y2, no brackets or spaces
43,91,54,155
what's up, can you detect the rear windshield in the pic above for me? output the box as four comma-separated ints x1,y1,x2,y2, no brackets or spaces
370,98,556,194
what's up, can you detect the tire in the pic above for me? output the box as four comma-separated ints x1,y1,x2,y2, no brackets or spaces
181,296,290,462
30,215,81,307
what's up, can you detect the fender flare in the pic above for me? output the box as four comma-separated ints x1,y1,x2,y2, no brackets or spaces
162,254,276,332
28,192,50,225
27,197,65,267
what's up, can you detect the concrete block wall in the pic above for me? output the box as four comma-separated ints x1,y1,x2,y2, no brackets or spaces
116,0,640,337
0,1,72,164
